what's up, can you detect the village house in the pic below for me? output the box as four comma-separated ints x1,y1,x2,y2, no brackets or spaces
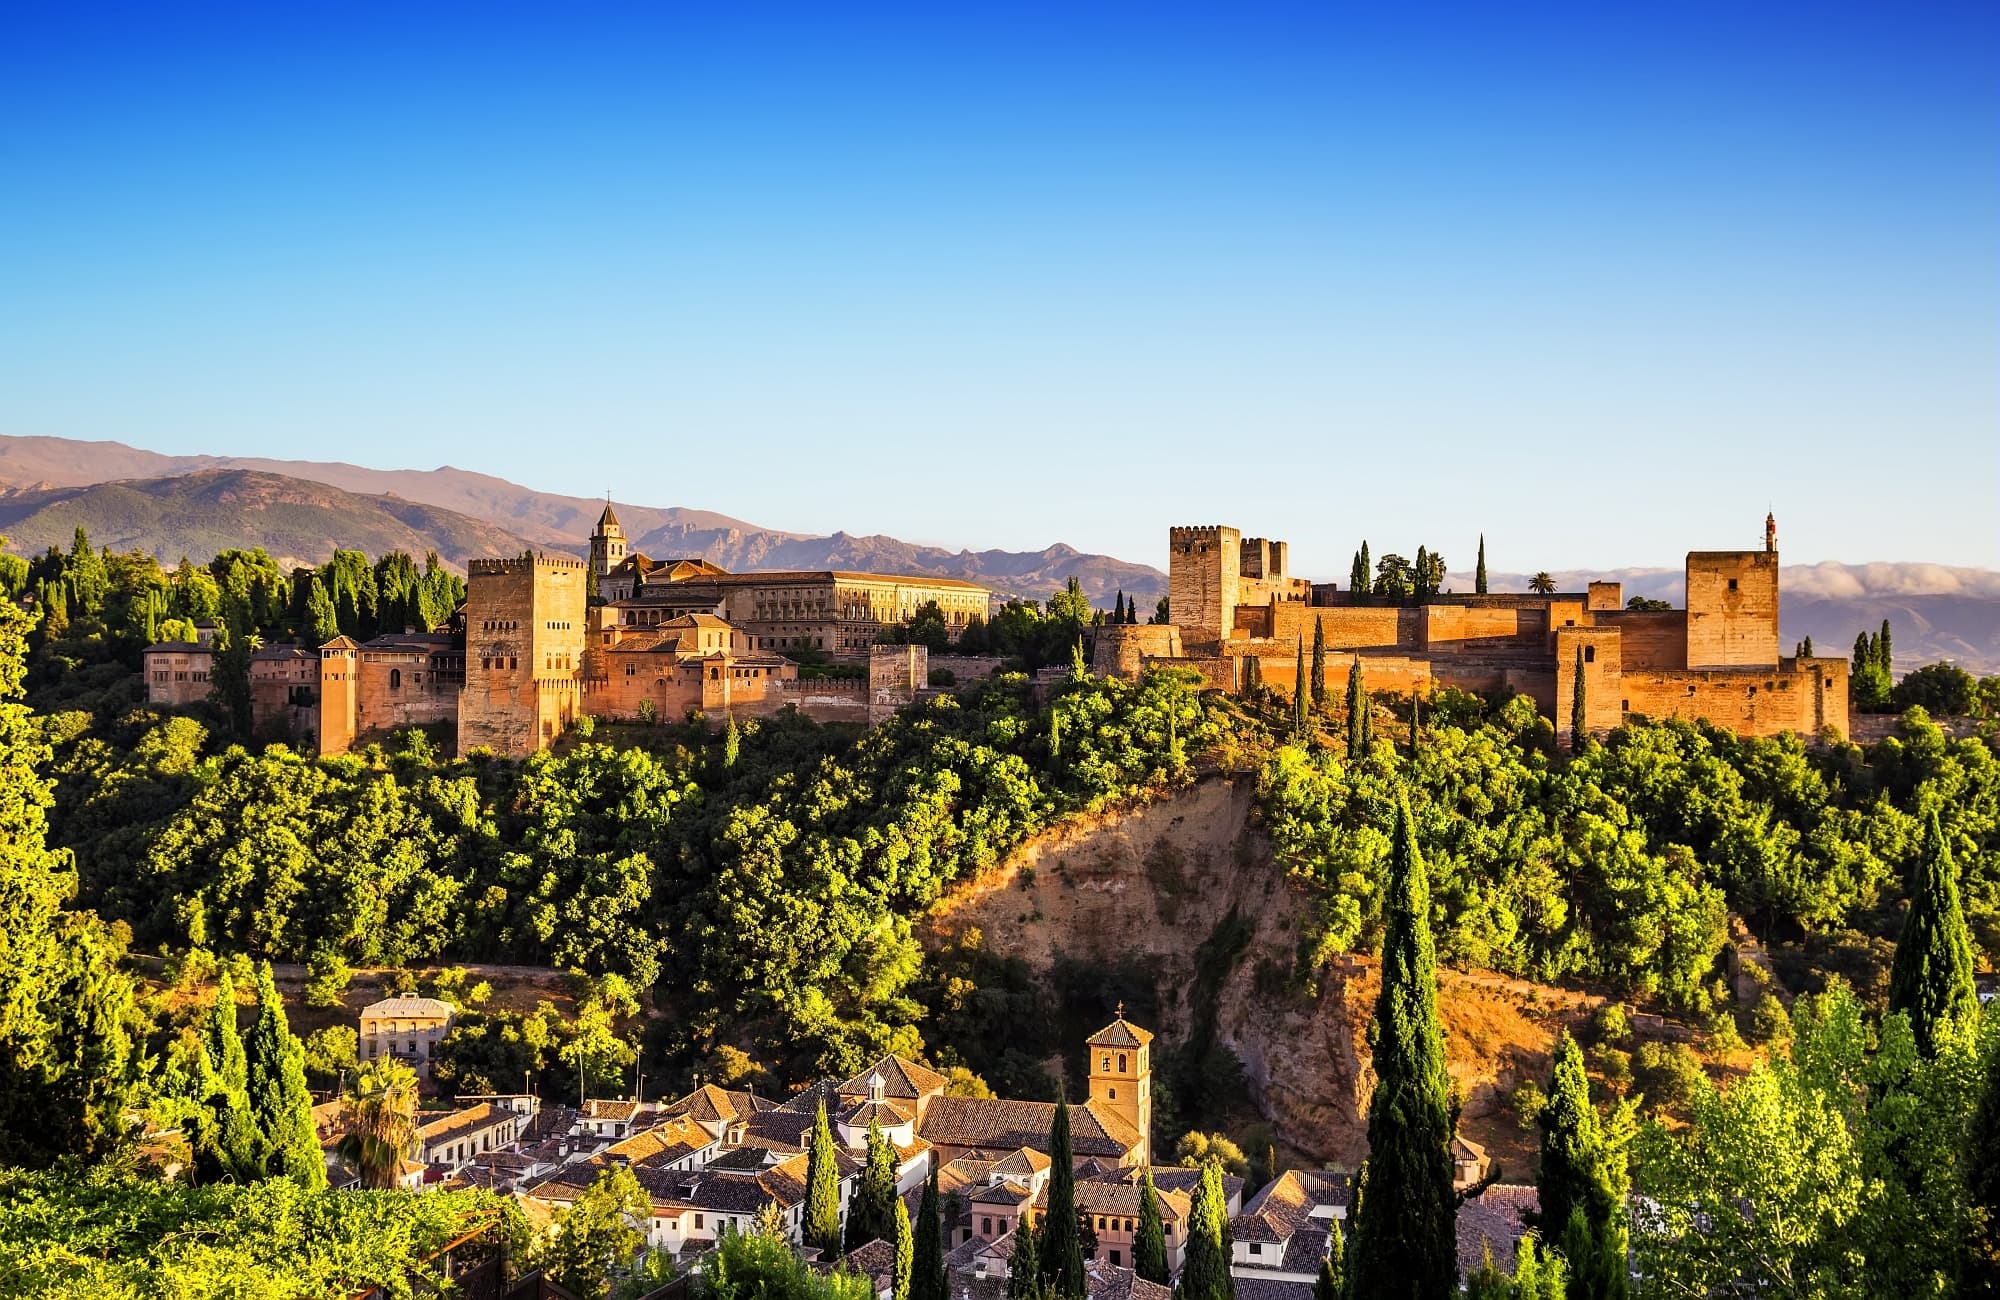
357,996,455,1080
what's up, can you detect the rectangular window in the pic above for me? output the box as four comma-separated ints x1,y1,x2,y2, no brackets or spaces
1110,1250,1122,1267
1728,578,1739,590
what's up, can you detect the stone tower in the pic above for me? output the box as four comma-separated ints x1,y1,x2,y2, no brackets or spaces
1167,525,1241,650
459,554,589,757
1087,1012,1154,1167
589,500,628,596
315,635,361,756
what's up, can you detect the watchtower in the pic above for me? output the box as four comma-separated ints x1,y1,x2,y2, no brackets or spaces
1168,525,1241,650
459,554,589,756
1087,1010,1154,1168
316,636,361,756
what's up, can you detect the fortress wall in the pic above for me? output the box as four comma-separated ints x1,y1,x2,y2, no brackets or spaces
1169,526,1241,648
1263,604,1410,652
1093,625,1183,681
1594,610,1688,670
1421,604,1539,648
1554,626,1626,741
1617,658,1838,738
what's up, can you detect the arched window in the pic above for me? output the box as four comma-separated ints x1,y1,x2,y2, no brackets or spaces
389,668,401,690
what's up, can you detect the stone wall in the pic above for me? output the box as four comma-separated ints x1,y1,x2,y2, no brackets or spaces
1593,610,1687,670
1554,626,1626,741
1092,625,1183,681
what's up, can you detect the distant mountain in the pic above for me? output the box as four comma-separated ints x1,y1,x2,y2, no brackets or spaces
0,434,1164,604
0,470,546,572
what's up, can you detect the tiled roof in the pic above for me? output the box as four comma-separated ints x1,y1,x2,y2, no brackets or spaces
936,1157,998,1199
416,1102,513,1148
918,1098,1139,1159
839,1098,915,1129
1087,1165,1242,1210
968,1182,1031,1207
600,1115,717,1167
1229,1279,1314,1300
360,997,455,1019
991,1148,1051,1179
1083,1262,1174,1300
663,1084,776,1127
1454,1184,1538,1279
1086,1019,1155,1049
842,1238,900,1285
837,1055,948,1101
1231,1170,1352,1244
1074,1180,1188,1222
580,1099,642,1122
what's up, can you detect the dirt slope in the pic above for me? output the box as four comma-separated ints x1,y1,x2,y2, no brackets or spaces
925,777,1597,1171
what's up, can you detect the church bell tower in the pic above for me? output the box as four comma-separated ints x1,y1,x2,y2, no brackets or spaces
1087,1008,1154,1167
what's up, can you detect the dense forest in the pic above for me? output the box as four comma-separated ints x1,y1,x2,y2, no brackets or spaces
6,531,2000,1296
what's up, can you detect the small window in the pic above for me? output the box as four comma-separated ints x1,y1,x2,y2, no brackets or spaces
1109,1087,1117,1100
389,668,402,689
1249,1243,1263,1256
1583,646,1595,663
1728,578,1739,591
1118,1053,1127,1073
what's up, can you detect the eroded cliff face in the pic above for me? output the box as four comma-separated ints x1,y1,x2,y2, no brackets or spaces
923,777,1593,1169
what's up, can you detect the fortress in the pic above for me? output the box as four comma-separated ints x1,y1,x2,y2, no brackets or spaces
1095,516,1850,741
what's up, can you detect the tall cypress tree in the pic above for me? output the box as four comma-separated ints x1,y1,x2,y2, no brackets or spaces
1317,1219,1345,1300
894,1197,915,1300
1475,534,1488,596
1134,1169,1169,1284
1310,617,1327,709
1345,795,1458,1299
914,1163,946,1300
1039,1101,1086,1298
1293,644,1308,737
203,969,257,1180
1536,1032,1625,1299
1408,688,1422,760
1350,551,1368,599
1879,618,1894,673
804,1099,844,1254
1346,658,1369,758
1359,542,1371,599
1570,646,1588,752
242,963,325,1188
1887,810,1978,1057
848,1117,899,1250
1008,1209,1042,1300
1414,547,1430,600
1966,1026,2000,1291
1180,1161,1235,1300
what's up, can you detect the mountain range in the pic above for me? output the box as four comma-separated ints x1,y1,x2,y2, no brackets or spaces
2,433,1995,673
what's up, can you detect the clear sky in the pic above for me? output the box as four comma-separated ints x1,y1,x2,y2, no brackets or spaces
2,2,1995,576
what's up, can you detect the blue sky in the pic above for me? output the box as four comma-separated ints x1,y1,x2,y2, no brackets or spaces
2,2,1995,575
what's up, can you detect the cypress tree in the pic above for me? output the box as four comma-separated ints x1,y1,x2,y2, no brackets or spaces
1293,643,1307,737
1008,1209,1042,1300
1966,1025,2000,1291
1879,618,1894,673
1039,1101,1086,1298
1536,1032,1625,1298
1853,631,1872,677
1350,551,1368,599
1180,1161,1235,1300
1346,658,1367,758
1318,1218,1345,1300
1345,795,1458,1299
1475,534,1488,596
1134,1169,1169,1284
202,970,257,1180
242,963,325,1189
804,1099,843,1254
1570,646,1588,751
1887,810,1978,1057
1359,542,1371,599
722,714,741,771
1414,547,1430,600
1408,688,1422,760
914,1163,946,1300
848,1117,899,1250
1801,635,1813,658
894,1197,915,1300
1310,617,1327,709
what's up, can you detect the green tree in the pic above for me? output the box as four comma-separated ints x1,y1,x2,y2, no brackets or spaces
337,1057,419,1189
1345,658,1369,757
1536,1032,1627,1299
1134,1168,1169,1284
202,969,257,1179
67,526,109,614
1879,617,1894,674
894,1196,915,1300
1887,810,1978,1058
847,1117,899,1250
1038,1101,1086,1299
1293,644,1308,737
1475,534,1488,596
1179,1160,1235,1300
1318,1219,1344,1300
242,963,326,1189
1570,646,1588,752
805,1098,844,1254
544,1164,650,1300
1344,795,1457,1300
913,1163,946,1300
1310,617,1327,709
723,714,741,771
1968,1020,2000,1293
1007,1208,1041,1300
304,576,338,644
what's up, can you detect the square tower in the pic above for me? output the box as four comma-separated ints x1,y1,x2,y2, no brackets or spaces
1685,550,1779,669
460,554,589,757
1168,525,1241,650
1087,1013,1154,1168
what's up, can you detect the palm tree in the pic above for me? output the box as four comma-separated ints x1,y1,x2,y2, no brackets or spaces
337,1058,420,1188
1528,572,1557,595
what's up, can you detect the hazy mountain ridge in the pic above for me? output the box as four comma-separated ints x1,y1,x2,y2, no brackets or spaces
0,470,547,572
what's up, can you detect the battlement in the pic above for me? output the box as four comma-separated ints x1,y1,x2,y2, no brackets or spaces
467,554,590,576
1170,525,1238,545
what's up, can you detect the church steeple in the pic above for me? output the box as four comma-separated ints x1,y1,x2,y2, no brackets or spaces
589,495,628,591
1087,1010,1153,1167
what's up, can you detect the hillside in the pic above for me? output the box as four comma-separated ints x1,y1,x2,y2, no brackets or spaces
0,434,1164,603
0,469,547,571
923,778,1609,1174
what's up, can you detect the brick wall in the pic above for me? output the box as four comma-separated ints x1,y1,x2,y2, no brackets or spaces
1686,551,1779,669
1092,625,1183,681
